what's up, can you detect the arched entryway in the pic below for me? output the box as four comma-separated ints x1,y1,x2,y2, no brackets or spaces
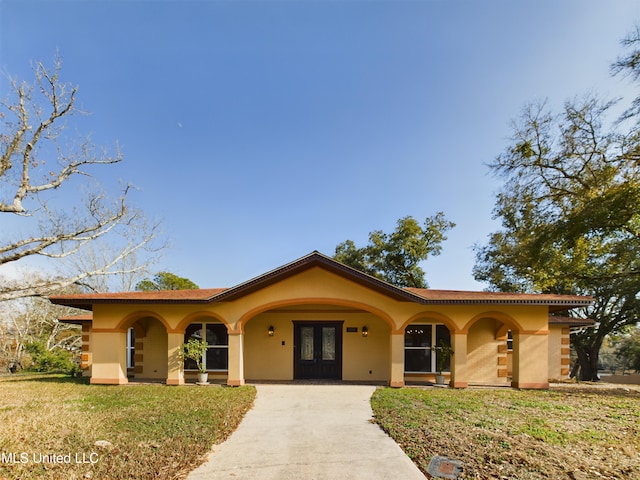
120,314,169,381
241,301,391,382
463,312,524,386
465,318,510,385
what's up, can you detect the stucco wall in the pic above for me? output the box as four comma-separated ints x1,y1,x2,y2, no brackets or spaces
467,318,507,385
244,313,294,380
243,310,390,382
83,267,556,387
141,318,168,379
548,326,564,381
342,314,390,381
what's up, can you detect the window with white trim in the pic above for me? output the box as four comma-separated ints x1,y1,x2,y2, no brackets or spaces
126,328,135,369
184,323,229,371
404,324,451,373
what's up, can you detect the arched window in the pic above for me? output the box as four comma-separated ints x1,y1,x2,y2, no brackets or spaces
184,323,229,371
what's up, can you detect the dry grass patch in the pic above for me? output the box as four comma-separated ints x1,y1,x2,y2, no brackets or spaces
371,384,639,479
0,374,255,479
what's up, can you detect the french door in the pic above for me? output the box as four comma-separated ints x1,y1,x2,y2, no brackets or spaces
293,322,343,379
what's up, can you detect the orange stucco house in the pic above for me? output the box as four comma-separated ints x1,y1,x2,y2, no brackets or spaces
50,251,592,389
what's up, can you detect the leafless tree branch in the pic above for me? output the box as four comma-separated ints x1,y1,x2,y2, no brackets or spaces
0,55,165,301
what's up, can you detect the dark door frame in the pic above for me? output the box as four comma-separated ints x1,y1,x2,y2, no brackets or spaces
293,321,343,380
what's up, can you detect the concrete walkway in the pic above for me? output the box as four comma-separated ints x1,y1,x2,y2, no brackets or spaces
188,384,426,479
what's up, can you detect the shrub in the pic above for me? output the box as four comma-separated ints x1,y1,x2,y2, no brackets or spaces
23,341,78,375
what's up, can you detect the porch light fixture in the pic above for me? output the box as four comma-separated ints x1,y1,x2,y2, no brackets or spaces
361,326,368,337
268,325,275,336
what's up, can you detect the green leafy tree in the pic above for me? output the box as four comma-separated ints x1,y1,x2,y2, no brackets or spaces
334,213,454,288
614,327,640,373
474,77,640,379
136,271,199,291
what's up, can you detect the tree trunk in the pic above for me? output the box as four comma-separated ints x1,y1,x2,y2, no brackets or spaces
574,344,601,381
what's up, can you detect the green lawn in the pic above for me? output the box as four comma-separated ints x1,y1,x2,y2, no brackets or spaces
3,375,638,479
0,374,255,480
371,385,640,479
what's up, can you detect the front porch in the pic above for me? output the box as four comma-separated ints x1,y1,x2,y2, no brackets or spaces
52,252,591,390
80,311,551,390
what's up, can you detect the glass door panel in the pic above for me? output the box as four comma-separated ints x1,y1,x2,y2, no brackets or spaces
301,326,314,361
322,327,336,361
294,322,343,379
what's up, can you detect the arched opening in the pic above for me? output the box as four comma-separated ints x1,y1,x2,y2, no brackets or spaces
126,316,168,381
465,315,518,386
242,301,391,382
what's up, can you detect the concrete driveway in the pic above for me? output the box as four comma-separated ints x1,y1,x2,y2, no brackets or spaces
187,384,426,479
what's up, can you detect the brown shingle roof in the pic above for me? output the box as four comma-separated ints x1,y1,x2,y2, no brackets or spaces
51,288,227,310
548,315,596,327
405,288,592,312
49,251,593,312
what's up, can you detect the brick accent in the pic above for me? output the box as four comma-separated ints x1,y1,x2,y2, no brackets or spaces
497,339,509,380
133,338,143,377
81,325,91,371
560,329,571,378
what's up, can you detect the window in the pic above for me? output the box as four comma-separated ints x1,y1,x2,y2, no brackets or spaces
404,324,450,373
126,328,135,369
507,330,513,351
184,323,228,371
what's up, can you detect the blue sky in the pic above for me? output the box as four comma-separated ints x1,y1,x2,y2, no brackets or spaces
1,0,640,291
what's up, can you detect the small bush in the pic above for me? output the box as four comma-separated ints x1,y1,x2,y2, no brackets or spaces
23,341,78,375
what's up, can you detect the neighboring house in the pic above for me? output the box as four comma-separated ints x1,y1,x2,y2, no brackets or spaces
51,251,593,389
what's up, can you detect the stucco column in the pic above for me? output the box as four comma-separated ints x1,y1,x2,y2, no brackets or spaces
512,332,549,389
450,332,468,388
90,331,128,385
227,331,245,386
166,332,185,386
389,332,405,388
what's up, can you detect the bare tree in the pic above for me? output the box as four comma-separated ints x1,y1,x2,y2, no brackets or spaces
0,54,165,301
0,288,82,371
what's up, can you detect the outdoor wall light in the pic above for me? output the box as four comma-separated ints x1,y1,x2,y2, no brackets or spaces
268,325,275,336
361,326,368,337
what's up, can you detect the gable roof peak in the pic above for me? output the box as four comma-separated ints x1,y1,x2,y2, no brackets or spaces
210,250,419,303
